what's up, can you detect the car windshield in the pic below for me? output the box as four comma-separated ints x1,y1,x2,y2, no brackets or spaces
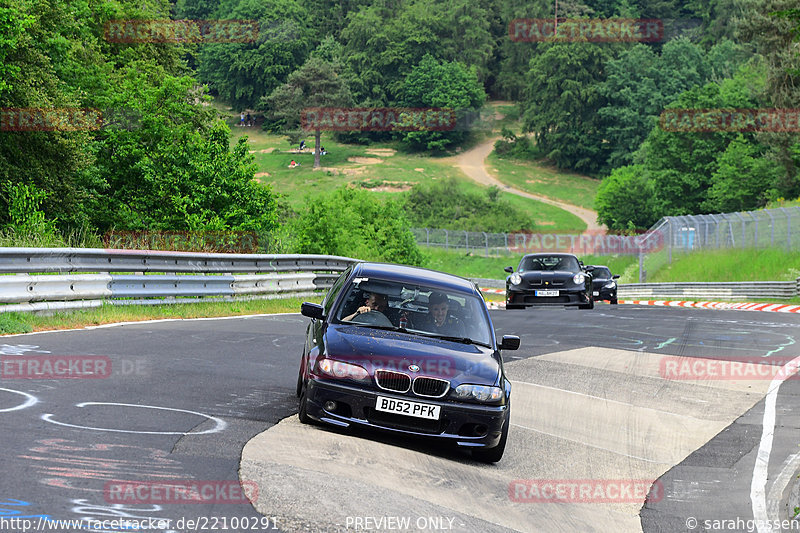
593,267,612,279
333,277,492,346
519,255,580,272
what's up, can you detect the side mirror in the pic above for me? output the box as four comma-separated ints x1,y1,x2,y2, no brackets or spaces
499,335,520,351
301,302,325,320
504,266,514,273
612,275,620,280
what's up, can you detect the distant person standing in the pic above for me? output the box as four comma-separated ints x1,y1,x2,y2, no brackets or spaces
246,112,252,127
240,112,245,127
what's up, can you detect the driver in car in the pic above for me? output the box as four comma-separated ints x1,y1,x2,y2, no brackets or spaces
342,292,398,324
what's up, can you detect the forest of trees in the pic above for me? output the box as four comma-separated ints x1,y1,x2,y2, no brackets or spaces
1,0,799,257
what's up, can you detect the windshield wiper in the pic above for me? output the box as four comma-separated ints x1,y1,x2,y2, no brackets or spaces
416,332,491,347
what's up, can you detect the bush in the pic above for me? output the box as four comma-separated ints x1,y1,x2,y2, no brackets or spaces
493,128,540,160
404,178,534,232
288,187,425,265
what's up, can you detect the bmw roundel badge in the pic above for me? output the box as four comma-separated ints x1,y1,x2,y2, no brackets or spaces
409,364,420,372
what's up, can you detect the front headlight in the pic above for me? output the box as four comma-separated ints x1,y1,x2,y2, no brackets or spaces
318,359,369,381
509,273,522,286
572,273,586,284
604,281,616,289
453,384,503,404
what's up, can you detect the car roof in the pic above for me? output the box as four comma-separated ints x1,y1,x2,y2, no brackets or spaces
588,264,609,269
522,253,579,259
351,262,478,296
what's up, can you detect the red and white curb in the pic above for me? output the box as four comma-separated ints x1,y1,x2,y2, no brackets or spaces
618,300,800,313
478,288,800,313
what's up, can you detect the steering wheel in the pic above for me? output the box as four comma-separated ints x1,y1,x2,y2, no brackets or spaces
353,310,394,327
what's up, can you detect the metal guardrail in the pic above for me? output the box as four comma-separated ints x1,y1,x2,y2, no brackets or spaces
0,248,359,313
617,280,800,300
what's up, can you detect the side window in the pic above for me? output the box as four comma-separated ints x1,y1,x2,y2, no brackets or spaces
322,268,350,315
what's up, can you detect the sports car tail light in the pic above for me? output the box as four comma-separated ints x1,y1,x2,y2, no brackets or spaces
412,377,450,398
375,370,411,392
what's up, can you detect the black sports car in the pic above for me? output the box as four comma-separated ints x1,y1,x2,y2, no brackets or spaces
298,262,521,462
585,265,620,304
504,253,594,309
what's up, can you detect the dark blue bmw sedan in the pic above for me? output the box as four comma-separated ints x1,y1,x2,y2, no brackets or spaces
297,262,520,462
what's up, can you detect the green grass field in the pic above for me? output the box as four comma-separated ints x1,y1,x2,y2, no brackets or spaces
646,248,800,283
486,152,601,209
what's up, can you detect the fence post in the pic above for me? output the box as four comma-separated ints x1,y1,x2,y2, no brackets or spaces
766,210,775,247
733,212,746,248
445,229,449,250
750,211,758,248
465,230,469,252
483,232,488,257
504,232,509,252
425,228,429,247
667,218,673,263
781,207,790,250
638,250,645,283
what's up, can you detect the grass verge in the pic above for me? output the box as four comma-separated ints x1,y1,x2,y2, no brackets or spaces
0,297,321,335
647,248,800,283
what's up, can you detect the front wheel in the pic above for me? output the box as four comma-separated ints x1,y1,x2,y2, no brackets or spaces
472,415,509,463
610,298,618,305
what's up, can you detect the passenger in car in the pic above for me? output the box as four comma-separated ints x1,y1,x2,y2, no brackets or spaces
423,291,465,337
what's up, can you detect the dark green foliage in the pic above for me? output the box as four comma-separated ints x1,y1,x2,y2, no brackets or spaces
595,165,659,230
493,128,540,159
403,178,534,232
522,43,614,175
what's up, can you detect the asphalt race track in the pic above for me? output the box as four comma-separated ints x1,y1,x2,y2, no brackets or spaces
0,305,798,533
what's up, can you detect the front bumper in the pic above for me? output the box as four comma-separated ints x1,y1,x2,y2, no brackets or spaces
304,378,509,449
592,286,617,301
506,287,590,307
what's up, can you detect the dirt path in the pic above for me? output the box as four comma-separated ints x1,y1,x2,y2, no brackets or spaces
448,137,605,232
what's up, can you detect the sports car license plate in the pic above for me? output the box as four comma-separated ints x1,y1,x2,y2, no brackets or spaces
535,290,559,297
375,396,440,420
593,291,599,296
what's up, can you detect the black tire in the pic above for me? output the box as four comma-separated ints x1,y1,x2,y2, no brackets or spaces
472,415,509,463
298,382,312,424
296,370,303,398
610,298,618,305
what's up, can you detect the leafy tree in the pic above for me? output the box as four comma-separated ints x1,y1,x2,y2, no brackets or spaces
196,0,312,110
522,42,615,175
396,55,486,151
264,56,353,168
290,187,425,265
595,165,658,230
89,66,277,232
704,136,782,213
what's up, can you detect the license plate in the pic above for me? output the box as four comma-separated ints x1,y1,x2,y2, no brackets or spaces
535,290,559,297
375,396,440,420
593,291,599,296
